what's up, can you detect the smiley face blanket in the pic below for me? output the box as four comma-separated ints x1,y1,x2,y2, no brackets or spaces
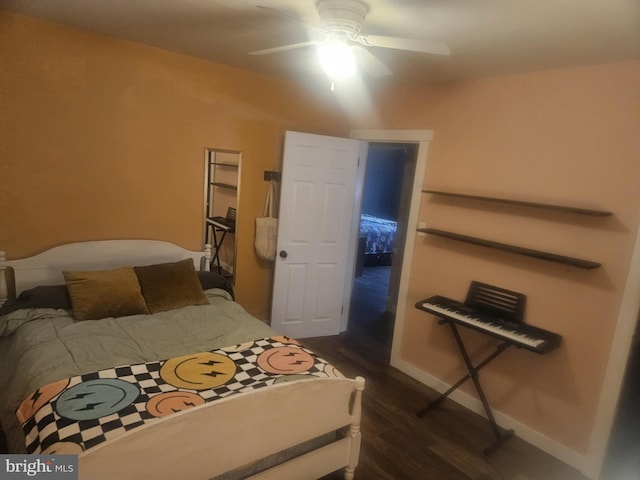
17,336,342,454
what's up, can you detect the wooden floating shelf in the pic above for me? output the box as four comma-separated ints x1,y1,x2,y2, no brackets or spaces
211,162,239,167
419,227,601,269
423,190,612,217
210,182,238,191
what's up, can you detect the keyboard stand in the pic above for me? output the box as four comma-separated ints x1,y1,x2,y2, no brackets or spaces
417,319,515,455
206,218,234,276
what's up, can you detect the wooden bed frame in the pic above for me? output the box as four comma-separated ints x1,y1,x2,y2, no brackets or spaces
0,240,365,480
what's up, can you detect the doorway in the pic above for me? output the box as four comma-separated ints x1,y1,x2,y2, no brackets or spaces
348,143,418,359
600,316,640,479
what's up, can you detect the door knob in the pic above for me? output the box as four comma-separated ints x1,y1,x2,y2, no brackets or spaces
279,250,288,258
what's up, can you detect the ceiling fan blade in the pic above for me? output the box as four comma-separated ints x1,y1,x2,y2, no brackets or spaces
249,40,322,56
256,5,325,33
352,46,392,78
362,35,451,56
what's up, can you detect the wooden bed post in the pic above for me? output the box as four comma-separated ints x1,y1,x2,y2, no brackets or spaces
345,376,366,480
0,251,14,306
0,251,6,306
203,244,212,271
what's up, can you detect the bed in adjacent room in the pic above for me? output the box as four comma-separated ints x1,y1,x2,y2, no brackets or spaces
0,240,364,480
358,213,398,266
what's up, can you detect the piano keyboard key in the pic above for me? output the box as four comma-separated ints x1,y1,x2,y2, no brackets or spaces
422,301,544,348
417,296,561,353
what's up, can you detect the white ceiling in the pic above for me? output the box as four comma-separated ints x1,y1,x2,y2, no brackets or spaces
3,0,640,84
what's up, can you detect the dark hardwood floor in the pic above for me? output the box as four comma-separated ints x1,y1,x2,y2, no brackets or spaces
306,266,590,480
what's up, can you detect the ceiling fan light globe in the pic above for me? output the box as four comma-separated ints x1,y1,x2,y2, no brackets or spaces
318,40,356,80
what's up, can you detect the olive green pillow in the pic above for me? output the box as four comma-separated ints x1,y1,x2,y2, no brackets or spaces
134,259,208,314
63,267,149,321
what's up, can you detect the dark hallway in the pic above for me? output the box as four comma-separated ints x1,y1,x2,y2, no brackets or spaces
348,265,394,359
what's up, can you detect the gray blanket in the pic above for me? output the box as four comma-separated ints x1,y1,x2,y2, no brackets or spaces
0,289,275,453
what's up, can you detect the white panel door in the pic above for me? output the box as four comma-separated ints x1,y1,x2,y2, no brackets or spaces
271,131,361,338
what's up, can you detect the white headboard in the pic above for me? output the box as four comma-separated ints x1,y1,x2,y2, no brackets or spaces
0,240,212,301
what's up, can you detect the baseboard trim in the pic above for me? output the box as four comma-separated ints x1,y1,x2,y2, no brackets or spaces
390,356,590,478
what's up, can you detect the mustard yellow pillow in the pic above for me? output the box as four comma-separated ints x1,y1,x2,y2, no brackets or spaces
134,259,208,314
63,267,149,321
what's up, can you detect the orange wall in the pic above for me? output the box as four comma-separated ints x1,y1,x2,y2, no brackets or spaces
0,12,350,319
368,61,640,455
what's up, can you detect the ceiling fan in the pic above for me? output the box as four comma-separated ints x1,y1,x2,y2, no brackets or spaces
249,0,450,78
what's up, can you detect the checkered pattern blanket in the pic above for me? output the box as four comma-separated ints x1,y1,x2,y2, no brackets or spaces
17,336,342,454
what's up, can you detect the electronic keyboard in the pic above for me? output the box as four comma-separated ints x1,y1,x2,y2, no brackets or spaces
416,295,561,354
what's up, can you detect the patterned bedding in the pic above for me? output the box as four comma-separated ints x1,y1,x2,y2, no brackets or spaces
0,288,276,454
359,214,397,254
18,336,341,455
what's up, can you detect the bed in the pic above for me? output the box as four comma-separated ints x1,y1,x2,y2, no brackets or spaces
0,240,364,480
359,214,398,267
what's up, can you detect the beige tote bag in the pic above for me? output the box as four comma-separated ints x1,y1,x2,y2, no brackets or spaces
254,180,278,261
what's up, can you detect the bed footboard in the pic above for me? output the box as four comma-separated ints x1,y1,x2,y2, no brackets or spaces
79,376,365,480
